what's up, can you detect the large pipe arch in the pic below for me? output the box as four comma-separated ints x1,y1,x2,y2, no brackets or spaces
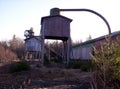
50,8,111,35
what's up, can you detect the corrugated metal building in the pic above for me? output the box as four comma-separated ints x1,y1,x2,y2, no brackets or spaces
71,31,120,60
71,40,94,60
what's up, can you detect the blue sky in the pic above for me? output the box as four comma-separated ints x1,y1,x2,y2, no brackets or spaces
0,0,120,42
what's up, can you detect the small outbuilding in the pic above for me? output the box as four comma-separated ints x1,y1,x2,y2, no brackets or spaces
24,36,41,60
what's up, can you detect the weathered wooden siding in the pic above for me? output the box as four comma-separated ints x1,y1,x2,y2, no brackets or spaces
25,38,41,52
41,15,72,39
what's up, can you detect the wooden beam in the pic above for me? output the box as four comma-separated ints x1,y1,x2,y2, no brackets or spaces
67,38,70,65
41,37,44,65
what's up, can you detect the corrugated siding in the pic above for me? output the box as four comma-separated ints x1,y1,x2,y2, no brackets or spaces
72,47,80,59
71,43,94,60
25,38,41,51
71,32,120,60
81,47,92,60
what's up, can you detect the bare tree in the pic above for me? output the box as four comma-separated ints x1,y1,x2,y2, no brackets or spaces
86,35,92,41
9,35,24,59
0,42,18,62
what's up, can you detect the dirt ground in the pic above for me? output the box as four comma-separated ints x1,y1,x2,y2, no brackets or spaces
0,61,93,89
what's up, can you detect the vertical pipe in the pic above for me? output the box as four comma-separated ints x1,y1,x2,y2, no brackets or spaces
41,24,45,66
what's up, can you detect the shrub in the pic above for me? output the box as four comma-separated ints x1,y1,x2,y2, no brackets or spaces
60,70,65,77
48,69,52,74
91,36,120,89
50,56,63,64
72,61,82,69
9,61,31,73
67,60,93,71
80,65,89,71
53,57,63,63
44,54,50,65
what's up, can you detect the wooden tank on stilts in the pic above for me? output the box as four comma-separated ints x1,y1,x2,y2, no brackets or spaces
40,8,72,65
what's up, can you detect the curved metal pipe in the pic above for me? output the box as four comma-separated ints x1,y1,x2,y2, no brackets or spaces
59,8,111,35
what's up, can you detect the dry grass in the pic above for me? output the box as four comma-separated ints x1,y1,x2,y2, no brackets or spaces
0,61,92,89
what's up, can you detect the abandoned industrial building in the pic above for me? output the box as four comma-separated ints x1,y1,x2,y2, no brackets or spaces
24,29,120,62
70,30,120,60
